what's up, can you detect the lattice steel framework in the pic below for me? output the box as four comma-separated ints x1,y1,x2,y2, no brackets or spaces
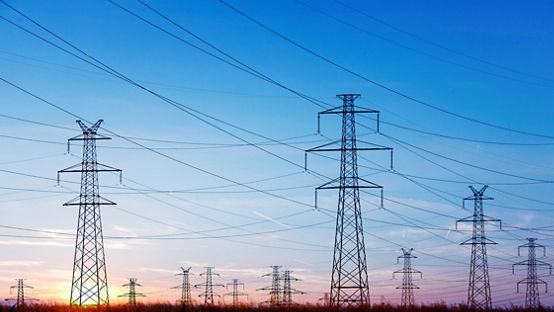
512,238,552,310
195,267,223,304
119,278,145,305
224,279,247,306
318,292,330,305
7,279,33,306
58,120,121,305
258,266,282,305
306,94,392,306
456,186,501,310
282,270,304,306
393,248,421,307
173,267,193,304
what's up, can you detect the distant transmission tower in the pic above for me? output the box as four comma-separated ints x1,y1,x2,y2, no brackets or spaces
6,279,33,306
512,238,552,309
393,248,422,307
318,292,330,305
258,266,282,305
119,278,145,305
58,120,121,305
282,270,304,306
173,267,193,304
195,267,224,304
456,186,501,309
306,94,392,306
224,279,247,305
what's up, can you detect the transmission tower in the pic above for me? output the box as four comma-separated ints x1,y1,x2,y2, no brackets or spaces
5,279,33,306
257,266,282,305
119,278,145,305
512,238,552,309
306,94,392,306
173,267,193,304
195,267,224,304
223,279,247,305
318,292,330,305
282,270,304,306
58,120,121,305
393,248,422,307
456,185,501,310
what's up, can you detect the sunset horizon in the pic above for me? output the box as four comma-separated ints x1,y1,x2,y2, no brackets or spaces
1,0,553,310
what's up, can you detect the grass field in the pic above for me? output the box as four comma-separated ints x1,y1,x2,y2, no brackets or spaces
0,303,551,312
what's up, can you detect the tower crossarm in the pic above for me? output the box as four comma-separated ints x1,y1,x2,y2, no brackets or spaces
393,269,422,279
516,279,548,293
456,216,502,230
513,260,552,274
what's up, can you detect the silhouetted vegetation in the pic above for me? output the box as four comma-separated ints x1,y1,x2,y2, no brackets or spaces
1,303,553,312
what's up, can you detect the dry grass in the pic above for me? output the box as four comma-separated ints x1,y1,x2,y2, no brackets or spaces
0,303,551,312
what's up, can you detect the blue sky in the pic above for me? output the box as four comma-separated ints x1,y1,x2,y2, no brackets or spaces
0,0,554,306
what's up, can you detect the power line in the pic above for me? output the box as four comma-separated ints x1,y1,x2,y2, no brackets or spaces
6,0,544,207
294,0,554,89
374,117,554,147
5,0,552,199
378,132,554,208
215,0,554,140
0,76,315,208
127,0,329,109
0,5,336,186
0,112,328,146
381,132,553,184
0,130,330,151
332,0,554,84
0,219,333,241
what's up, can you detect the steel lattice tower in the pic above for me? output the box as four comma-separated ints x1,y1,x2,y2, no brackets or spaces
58,120,121,306
393,248,422,307
173,267,193,304
456,186,501,309
306,94,391,306
258,266,282,305
512,238,552,309
7,279,33,306
282,270,304,306
224,279,247,305
119,278,145,305
195,267,223,304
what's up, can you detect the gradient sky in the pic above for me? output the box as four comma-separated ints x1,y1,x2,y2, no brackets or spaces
1,0,554,307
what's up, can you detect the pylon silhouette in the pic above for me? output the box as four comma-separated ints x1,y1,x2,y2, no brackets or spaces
513,238,552,309
306,94,392,306
195,267,224,304
58,120,121,305
318,292,330,305
173,267,193,304
119,278,145,305
258,266,282,305
456,185,501,309
5,279,34,306
223,279,247,305
282,270,304,306
393,248,422,307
